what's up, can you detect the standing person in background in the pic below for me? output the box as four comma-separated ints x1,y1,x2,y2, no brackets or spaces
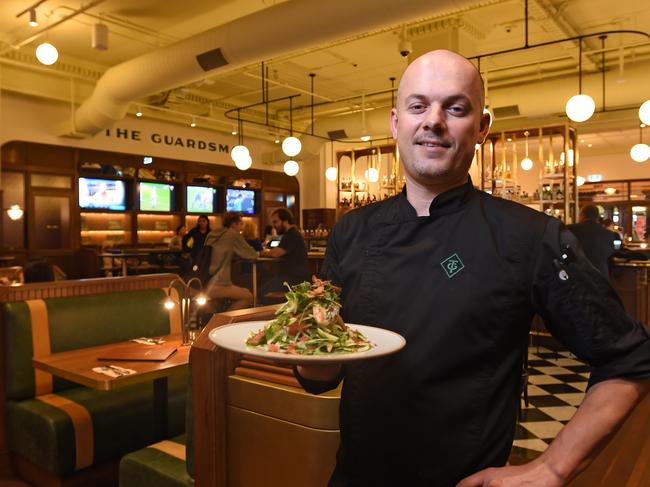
259,208,310,300
296,49,649,487
568,205,620,279
182,214,210,277
203,212,259,310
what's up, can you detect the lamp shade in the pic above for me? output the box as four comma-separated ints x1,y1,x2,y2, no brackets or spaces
36,42,58,65
576,176,586,187
639,100,650,126
630,143,650,163
282,137,301,157
234,153,252,170
283,160,299,176
6,205,24,221
520,158,533,171
367,167,379,182
325,166,338,181
565,94,595,122
230,144,250,163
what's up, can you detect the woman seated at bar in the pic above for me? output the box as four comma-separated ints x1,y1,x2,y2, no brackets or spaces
203,212,259,310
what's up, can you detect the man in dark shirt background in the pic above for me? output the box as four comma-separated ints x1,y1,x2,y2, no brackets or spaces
568,205,619,279
259,208,310,301
296,49,650,487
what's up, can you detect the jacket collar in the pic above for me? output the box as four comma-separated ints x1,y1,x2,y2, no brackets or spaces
389,176,476,222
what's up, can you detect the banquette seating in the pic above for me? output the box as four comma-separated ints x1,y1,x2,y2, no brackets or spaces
119,305,342,487
0,274,187,487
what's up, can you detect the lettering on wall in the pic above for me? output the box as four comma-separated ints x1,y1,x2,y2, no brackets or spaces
104,128,229,153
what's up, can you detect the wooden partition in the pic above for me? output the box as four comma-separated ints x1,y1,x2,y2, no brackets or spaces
190,306,279,487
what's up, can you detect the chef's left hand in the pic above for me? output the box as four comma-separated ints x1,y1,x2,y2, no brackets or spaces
456,460,565,487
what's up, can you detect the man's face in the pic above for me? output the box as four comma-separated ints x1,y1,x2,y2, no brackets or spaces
198,218,208,230
390,51,490,190
270,214,287,235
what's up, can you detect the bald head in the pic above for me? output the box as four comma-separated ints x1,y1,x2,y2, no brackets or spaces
396,50,485,111
389,49,491,205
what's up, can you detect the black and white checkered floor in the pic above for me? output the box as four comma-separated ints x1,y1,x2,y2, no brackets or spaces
509,346,590,463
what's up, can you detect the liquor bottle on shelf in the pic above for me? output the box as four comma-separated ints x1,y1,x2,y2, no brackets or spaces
554,185,563,200
533,189,540,201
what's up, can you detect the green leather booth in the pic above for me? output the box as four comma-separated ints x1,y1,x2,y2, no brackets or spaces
2,288,187,477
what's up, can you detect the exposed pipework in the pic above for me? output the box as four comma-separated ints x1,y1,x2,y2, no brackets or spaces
69,0,479,136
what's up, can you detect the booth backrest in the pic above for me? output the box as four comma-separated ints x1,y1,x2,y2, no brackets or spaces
3,288,180,400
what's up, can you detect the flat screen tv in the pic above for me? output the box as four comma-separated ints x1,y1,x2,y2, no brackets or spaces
226,188,256,215
140,182,173,212
187,186,216,213
79,177,126,211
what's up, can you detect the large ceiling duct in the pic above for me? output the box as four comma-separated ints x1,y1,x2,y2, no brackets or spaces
69,0,481,136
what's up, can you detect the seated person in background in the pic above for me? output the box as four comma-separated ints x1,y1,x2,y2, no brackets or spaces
568,204,619,279
168,225,186,251
203,212,259,311
242,221,263,251
259,208,310,300
24,260,66,283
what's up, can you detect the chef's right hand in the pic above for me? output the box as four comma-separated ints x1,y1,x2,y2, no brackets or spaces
296,364,342,382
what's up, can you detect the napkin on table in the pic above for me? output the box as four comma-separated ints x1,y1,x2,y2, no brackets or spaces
92,365,137,378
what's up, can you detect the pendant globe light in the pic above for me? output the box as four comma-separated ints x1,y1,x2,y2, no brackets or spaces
283,160,299,176
282,97,301,157
639,100,650,126
630,124,650,163
6,205,24,221
520,131,533,171
566,40,595,123
36,42,58,65
325,141,338,182
231,112,251,170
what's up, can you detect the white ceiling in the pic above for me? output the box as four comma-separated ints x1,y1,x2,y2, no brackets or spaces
1,0,649,157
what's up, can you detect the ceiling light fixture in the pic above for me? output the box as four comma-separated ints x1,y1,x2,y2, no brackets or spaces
630,124,650,163
190,117,196,128
565,39,595,122
282,97,301,157
325,141,338,182
283,160,299,176
28,8,38,27
520,130,533,171
135,106,142,118
360,93,371,142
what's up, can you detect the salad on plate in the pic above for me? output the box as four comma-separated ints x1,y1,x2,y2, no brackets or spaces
245,277,373,355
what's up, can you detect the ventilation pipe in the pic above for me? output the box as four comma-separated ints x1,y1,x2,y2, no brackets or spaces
69,0,481,136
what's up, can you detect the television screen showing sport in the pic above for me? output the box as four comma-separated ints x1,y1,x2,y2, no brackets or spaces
226,188,255,215
79,178,126,211
187,186,215,213
140,182,172,212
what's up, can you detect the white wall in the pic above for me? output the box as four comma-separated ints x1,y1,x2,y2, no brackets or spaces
0,92,279,171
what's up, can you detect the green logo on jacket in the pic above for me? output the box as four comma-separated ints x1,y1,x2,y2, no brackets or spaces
441,253,464,278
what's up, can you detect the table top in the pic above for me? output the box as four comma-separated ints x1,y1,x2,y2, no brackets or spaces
32,334,189,391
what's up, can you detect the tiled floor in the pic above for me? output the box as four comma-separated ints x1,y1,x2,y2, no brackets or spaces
509,347,590,464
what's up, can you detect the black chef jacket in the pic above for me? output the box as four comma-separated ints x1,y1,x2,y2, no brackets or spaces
297,179,650,487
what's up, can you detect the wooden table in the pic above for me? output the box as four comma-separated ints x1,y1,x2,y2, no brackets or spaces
98,252,149,276
32,334,189,440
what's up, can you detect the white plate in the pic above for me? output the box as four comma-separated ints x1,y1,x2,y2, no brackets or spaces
208,320,406,364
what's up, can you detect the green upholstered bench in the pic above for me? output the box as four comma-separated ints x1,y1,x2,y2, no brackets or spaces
2,287,187,483
119,434,191,487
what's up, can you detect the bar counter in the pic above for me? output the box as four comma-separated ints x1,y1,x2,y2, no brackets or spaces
611,258,650,327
